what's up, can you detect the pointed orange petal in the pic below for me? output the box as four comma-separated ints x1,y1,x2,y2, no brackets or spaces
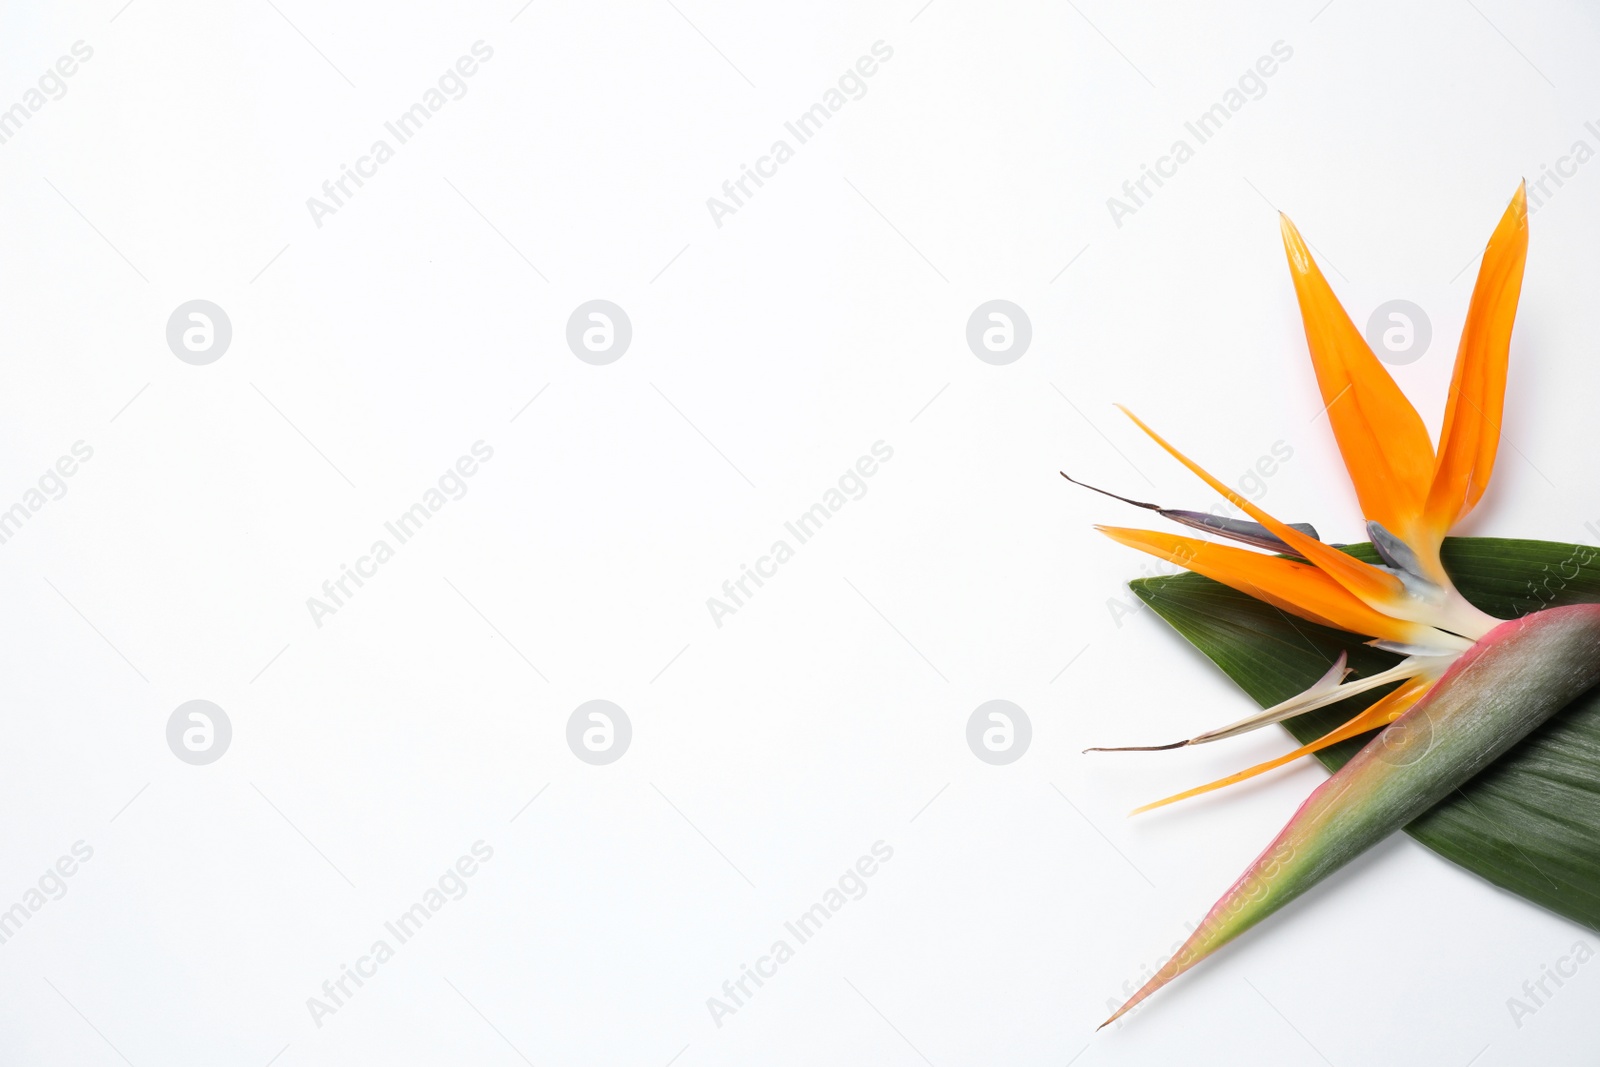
1116,407,1407,611
1129,679,1430,814
1280,214,1436,535
1098,526,1421,644
1421,183,1529,541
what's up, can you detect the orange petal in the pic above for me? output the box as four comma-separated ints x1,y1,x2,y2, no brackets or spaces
1421,184,1529,543
1116,407,1407,611
1097,526,1423,645
1280,214,1436,535
1130,679,1430,814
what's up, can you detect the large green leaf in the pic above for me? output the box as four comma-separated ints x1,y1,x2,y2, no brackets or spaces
1129,536,1600,932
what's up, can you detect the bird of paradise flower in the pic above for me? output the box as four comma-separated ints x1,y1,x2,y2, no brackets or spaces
1072,184,1600,1027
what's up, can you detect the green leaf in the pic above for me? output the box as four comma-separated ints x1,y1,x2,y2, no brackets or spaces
1129,536,1600,932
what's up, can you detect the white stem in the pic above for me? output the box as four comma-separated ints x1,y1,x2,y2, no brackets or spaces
1187,658,1446,745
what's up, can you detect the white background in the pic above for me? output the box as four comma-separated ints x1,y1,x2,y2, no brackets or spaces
2,1,1599,1064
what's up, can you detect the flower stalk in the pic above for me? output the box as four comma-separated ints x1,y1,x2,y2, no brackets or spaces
1077,184,1582,1024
